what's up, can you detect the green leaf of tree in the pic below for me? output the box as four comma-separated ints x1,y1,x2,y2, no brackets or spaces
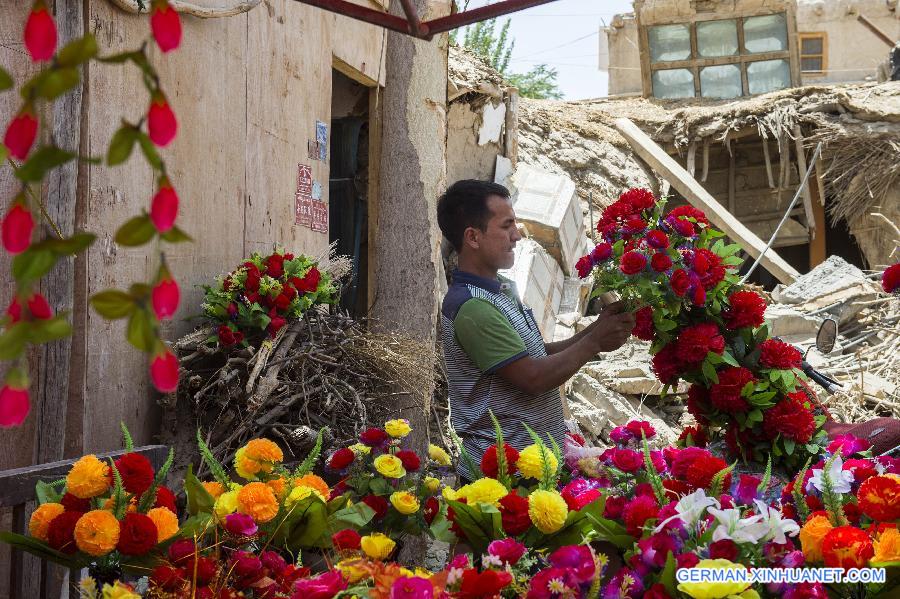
12,248,57,284
106,126,139,166
35,67,80,100
15,146,77,182
160,226,193,243
29,315,73,344
0,323,31,359
90,290,136,319
126,307,156,352
0,66,12,91
57,34,98,67
38,232,96,256
115,215,156,246
137,133,163,170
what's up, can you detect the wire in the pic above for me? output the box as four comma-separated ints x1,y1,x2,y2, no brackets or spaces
510,53,600,62
513,31,599,59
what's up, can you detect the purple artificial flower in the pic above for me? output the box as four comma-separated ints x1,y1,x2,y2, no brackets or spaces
609,426,633,445
527,567,581,599
734,474,762,506
826,434,870,457
601,567,644,599
225,512,258,536
487,538,526,566
291,570,348,599
548,545,596,584
636,532,681,569
390,576,434,599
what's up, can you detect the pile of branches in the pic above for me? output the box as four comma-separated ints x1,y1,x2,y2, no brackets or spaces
160,309,441,480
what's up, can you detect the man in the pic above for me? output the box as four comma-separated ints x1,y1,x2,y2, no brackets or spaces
437,180,635,481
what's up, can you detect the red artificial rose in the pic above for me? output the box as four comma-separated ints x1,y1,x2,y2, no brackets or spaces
150,0,182,52
624,215,647,234
759,338,802,370
666,205,709,227
148,93,177,147
150,179,179,233
882,263,900,294
296,267,321,293
611,448,644,473
457,569,513,599
6,296,21,323
60,492,91,513
152,270,180,321
267,313,286,337
47,510,81,553
498,492,531,536
692,249,725,289
671,447,713,479
709,367,755,414
619,251,647,275
632,306,654,341
709,539,739,561
273,292,291,311
676,322,725,366
3,109,39,161
395,449,421,472
331,528,361,551
192,557,217,586
24,2,57,61
603,495,626,519
167,538,196,564
265,254,285,279
2,203,35,254
26,292,52,320
620,188,657,211
686,385,711,426
686,454,730,490
328,447,355,470
480,444,519,478
646,230,670,249
150,565,185,592
154,486,177,513
763,392,816,444
671,218,695,237
361,494,388,519
117,512,159,555
359,427,388,446
114,452,155,496
0,382,30,427
669,268,690,296
575,255,593,279
423,496,439,525
651,343,681,384
244,264,261,293
218,325,243,347
645,583,674,599
723,291,767,330
150,348,180,393
564,488,602,511
626,419,656,439
591,242,612,263
651,252,673,272
623,494,659,537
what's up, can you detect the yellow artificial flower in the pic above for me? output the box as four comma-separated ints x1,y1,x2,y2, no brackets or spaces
677,559,751,599
361,532,396,560
29,503,65,541
872,527,900,565
390,491,420,514
428,444,452,466
101,581,140,599
66,455,111,499
374,454,406,479
293,474,330,499
74,510,120,556
517,444,558,480
202,481,225,499
384,419,412,438
350,443,371,455
80,577,98,599
528,489,568,534
285,484,327,508
336,558,371,583
214,488,241,518
799,515,833,563
460,478,507,507
147,507,179,542
236,482,279,523
423,476,441,495
442,486,462,502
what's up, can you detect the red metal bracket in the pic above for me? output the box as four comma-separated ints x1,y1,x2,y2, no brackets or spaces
294,0,562,39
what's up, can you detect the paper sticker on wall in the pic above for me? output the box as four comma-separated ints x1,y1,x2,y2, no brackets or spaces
310,200,328,233
308,140,318,160
297,164,313,196
295,193,313,227
316,121,328,161
311,181,323,200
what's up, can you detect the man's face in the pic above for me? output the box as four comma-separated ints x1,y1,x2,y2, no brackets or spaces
465,194,522,270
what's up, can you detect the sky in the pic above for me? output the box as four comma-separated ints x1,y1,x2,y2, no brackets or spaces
462,0,637,100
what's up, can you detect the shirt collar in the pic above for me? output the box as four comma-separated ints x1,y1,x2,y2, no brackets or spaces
452,269,506,294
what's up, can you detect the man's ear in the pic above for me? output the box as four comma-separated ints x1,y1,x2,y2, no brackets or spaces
462,226,480,251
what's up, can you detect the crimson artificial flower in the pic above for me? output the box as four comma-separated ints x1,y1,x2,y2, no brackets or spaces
620,188,656,211
3,109,39,160
603,495,626,519
611,448,643,473
295,267,321,293
331,528,361,551
150,0,181,52
26,292,52,319
167,538,196,564
651,252,672,272
147,92,178,147
763,392,816,443
686,384,711,426
0,382,29,427
267,313,286,337
395,449,421,472
821,526,874,570
662,478,693,500
480,444,519,478
669,268,690,297
709,539,739,561
150,179,178,232
192,556,218,585
651,343,681,384
117,512,158,555
457,569,513,599
666,205,709,225
881,263,900,294
623,494,659,537
564,488,602,511
645,583,675,599
591,242,612,263
575,255,592,279
645,229,670,249
423,496,439,525
328,447,354,470
47,510,81,553
619,250,647,275
6,296,21,323
723,290,767,330
709,366,755,413
631,306,654,341
686,454,730,490
361,494,388,519
217,324,242,347
498,492,530,536
273,292,291,311
60,492,91,513
759,338,802,369
154,486,177,513
24,1,57,61
359,427,388,446
1,203,35,254
244,264,261,292
676,322,724,365
265,253,285,279
150,348,180,393
114,452,155,495
152,269,180,320
150,565,185,592
230,551,264,589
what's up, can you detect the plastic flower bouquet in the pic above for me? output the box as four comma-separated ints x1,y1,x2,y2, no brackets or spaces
577,189,830,470
201,248,337,346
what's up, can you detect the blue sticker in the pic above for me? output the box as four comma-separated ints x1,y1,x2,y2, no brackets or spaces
316,121,328,161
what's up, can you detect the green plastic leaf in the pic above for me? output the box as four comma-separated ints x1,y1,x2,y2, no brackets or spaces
29,315,73,345
15,146,77,182
137,447,174,513
0,323,31,360
126,308,156,352
35,67,80,100
286,499,330,550
160,226,193,243
293,428,325,477
137,133,163,170
184,465,216,515
721,351,740,367
661,550,678,596
196,429,231,487
0,145,7,164
106,126,139,166
701,360,719,384
0,531,81,569
38,233,96,256
35,480,63,504
115,215,156,247
784,439,796,455
57,34,98,67
329,502,375,530
11,248,56,284
0,66,12,91
90,290,136,319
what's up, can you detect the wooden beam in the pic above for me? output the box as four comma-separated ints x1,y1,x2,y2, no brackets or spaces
614,118,800,284
762,137,775,189
809,163,827,269
857,13,897,47
792,125,816,239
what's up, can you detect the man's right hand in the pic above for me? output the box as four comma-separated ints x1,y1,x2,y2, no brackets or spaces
586,302,636,353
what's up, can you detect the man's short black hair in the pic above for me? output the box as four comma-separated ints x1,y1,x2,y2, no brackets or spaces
437,179,511,252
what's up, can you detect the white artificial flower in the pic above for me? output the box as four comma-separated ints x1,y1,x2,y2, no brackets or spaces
708,507,768,544
808,455,854,495
481,554,503,569
654,488,719,533
753,499,801,545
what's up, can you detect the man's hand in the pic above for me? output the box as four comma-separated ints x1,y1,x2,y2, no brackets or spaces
585,301,635,353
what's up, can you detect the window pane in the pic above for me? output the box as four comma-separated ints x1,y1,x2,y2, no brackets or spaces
649,24,691,63
801,36,823,55
697,19,739,57
700,64,742,99
747,59,791,94
652,68,695,99
744,13,788,53
801,57,823,72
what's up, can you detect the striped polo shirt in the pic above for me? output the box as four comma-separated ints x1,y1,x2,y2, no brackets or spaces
441,269,567,479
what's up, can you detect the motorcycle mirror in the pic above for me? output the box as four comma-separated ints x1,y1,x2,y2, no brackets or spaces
816,318,838,355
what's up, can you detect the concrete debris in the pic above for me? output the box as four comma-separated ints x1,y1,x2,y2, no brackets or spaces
765,304,823,338
499,239,563,341
478,101,506,146
583,340,689,396
559,276,593,316
773,256,871,305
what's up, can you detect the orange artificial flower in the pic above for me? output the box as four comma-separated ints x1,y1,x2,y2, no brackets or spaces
236,482,279,523
234,438,284,480
800,515,834,563
293,474,330,499
202,481,225,499
28,503,64,541
821,526,874,570
267,477,287,500
872,527,900,565
102,496,137,513
66,455,110,499
857,474,900,522
147,507,179,542
74,510,120,556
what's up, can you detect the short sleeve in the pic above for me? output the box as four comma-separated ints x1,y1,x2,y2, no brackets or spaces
454,299,528,373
